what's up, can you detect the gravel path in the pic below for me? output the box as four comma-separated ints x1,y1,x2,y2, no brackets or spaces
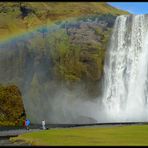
0,129,41,137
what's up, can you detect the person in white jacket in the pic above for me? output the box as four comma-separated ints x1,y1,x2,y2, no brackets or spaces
42,120,46,130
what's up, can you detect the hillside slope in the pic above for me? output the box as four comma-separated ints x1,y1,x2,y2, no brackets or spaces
0,2,129,41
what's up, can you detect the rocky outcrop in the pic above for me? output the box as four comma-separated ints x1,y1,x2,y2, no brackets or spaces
0,85,25,126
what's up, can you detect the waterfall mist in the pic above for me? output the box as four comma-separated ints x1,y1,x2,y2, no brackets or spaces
23,81,106,124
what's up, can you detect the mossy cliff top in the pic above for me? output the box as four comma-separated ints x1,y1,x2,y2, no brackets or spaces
0,2,129,41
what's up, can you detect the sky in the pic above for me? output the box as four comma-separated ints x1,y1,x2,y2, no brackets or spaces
108,2,148,14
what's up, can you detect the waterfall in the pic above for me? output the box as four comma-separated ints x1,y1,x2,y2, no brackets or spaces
2,14,148,124
103,15,148,122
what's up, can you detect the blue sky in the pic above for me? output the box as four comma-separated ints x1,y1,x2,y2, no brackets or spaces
108,2,148,14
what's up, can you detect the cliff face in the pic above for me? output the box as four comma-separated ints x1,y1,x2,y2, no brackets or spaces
0,2,129,124
0,14,117,95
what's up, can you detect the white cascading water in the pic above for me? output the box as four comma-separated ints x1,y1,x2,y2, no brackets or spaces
103,15,148,122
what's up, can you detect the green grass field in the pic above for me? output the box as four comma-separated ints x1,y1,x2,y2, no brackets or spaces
10,124,148,146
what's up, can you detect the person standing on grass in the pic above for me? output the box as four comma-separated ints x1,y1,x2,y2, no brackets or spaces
42,120,46,130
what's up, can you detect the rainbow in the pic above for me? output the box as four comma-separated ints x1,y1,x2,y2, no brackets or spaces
0,22,58,45
0,15,83,46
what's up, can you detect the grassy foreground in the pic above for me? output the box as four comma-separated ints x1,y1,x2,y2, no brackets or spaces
10,124,148,146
